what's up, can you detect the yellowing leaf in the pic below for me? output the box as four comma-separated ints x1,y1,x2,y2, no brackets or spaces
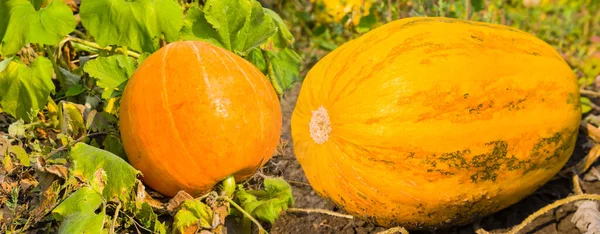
69,143,139,202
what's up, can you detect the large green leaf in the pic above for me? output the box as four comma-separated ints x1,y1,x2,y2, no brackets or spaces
83,55,137,100
80,0,184,53
0,56,55,121
52,187,105,234
69,143,139,202
0,0,76,55
182,0,277,55
235,177,294,224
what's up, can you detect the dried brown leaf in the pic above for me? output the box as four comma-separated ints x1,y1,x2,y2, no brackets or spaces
19,178,38,192
167,190,194,214
45,165,69,179
584,167,600,182
572,201,600,234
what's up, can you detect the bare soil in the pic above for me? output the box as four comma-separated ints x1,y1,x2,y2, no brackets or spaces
266,83,600,234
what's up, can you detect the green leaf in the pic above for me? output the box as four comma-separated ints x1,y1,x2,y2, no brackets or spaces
356,13,377,33
52,187,105,234
173,199,214,232
235,177,294,224
245,48,267,73
265,48,301,95
69,143,139,202
182,0,277,55
9,145,29,166
0,56,54,121
65,84,85,97
136,202,167,234
581,96,593,114
470,0,484,12
83,55,137,100
79,0,184,53
263,8,294,51
180,6,224,48
0,0,76,55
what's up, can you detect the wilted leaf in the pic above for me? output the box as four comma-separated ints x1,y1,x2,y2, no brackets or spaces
235,177,293,223
79,0,184,53
0,0,76,55
182,0,277,55
7,119,25,138
69,143,139,202
0,56,54,121
53,187,105,234
58,101,86,137
9,145,29,166
173,199,214,233
167,190,195,214
83,55,137,100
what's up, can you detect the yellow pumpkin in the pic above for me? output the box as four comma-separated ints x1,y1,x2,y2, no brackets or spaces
291,17,581,229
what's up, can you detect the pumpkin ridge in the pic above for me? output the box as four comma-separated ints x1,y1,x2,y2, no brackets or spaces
220,49,266,140
160,43,207,189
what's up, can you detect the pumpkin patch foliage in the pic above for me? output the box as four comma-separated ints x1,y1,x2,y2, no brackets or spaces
1,0,600,233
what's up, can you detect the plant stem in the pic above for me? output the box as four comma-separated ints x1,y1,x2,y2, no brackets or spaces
64,36,141,58
507,194,600,234
111,202,122,234
286,208,354,219
376,226,409,234
218,196,268,234
220,176,236,197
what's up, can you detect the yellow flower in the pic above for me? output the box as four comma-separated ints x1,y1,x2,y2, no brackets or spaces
312,0,374,25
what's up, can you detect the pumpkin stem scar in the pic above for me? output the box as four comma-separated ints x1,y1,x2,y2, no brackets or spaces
309,106,332,144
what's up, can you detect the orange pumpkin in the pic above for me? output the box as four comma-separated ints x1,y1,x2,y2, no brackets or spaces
120,41,282,197
291,17,581,229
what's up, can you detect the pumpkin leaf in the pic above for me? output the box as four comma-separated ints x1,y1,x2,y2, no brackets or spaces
173,199,214,233
262,8,295,51
79,0,184,53
0,0,76,56
136,202,167,234
0,56,55,121
245,48,267,73
83,55,137,100
69,143,139,202
52,187,105,234
265,48,302,95
182,0,277,55
235,177,294,224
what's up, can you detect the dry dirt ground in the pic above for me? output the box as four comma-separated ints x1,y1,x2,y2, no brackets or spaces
265,83,600,234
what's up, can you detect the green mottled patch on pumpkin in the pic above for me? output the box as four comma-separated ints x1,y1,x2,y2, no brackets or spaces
423,128,577,183
566,92,582,111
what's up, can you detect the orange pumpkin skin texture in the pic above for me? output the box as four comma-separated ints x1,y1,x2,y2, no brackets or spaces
119,41,281,197
291,17,581,229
